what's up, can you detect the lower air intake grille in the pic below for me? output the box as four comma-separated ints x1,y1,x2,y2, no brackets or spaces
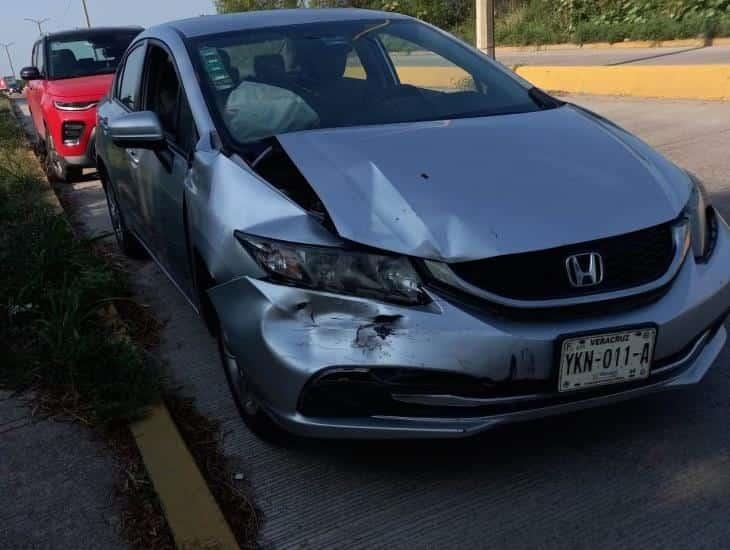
62,122,85,144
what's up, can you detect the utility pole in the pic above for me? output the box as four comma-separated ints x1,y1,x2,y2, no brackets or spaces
81,0,91,28
476,0,496,59
1,42,16,77
25,17,50,35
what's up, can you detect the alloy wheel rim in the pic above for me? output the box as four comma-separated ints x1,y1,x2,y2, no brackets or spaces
52,154,63,178
47,136,64,178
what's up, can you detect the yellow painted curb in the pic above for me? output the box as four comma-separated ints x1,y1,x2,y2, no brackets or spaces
515,65,730,101
131,405,240,550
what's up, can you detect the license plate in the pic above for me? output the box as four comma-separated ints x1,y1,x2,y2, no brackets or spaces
558,327,656,393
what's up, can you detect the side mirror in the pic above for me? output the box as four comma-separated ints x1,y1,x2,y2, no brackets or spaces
20,66,41,81
108,111,165,150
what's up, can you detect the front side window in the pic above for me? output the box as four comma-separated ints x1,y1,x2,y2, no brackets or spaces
117,45,145,111
49,30,140,80
143,45,197,153
191,19,545,150
145,47,181,136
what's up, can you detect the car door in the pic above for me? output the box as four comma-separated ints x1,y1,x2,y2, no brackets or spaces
99,41,149,240
26,40,45,136
135,43,196,298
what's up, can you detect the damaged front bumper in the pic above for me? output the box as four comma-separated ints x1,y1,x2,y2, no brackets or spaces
209,217,730,439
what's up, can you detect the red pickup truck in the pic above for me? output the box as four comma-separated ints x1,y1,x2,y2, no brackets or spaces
21,27,141,182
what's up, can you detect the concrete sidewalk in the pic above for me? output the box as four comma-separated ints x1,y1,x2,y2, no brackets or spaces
0,392,127,550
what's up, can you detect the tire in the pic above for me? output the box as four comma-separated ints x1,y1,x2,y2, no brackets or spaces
32,136,45,160
102,179,147,259
217,325,292,445
44,132,81,183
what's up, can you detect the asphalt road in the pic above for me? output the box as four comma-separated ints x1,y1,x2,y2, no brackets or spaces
393,45,730,67
14,96,730,549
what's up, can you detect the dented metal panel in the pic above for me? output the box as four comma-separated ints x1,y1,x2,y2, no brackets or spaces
187,152,344,285
206,221,730,437
278,105,691,262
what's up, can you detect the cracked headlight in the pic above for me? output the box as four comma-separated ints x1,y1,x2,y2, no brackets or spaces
684,174,716,261
235,232,428,305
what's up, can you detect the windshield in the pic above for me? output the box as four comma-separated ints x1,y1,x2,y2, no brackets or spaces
49,30,140,80
191,19,547,147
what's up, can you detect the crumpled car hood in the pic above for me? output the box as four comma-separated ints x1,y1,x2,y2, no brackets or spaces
277,105,690,262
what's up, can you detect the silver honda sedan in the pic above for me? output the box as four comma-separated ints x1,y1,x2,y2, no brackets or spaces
96,9,730,441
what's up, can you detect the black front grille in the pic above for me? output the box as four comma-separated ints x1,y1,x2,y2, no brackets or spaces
62,121,85,144
449,221,676,301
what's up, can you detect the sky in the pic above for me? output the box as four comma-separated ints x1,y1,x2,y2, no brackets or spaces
0,0,216,76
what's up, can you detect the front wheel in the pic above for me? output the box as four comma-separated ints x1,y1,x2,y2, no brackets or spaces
102,180,147,259
217,327,291,445
44,133,81,183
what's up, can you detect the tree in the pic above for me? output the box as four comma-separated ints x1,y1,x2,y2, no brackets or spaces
217,0,472,29
215,0,303,12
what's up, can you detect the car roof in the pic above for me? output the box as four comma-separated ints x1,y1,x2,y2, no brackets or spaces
160,9,410,39
43,26,144,41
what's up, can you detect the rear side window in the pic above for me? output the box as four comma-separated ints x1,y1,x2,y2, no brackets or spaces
344,49,367,80
117,45,145,110
36,41,46,75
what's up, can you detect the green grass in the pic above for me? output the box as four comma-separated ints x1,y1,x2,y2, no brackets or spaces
0,98,161,425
